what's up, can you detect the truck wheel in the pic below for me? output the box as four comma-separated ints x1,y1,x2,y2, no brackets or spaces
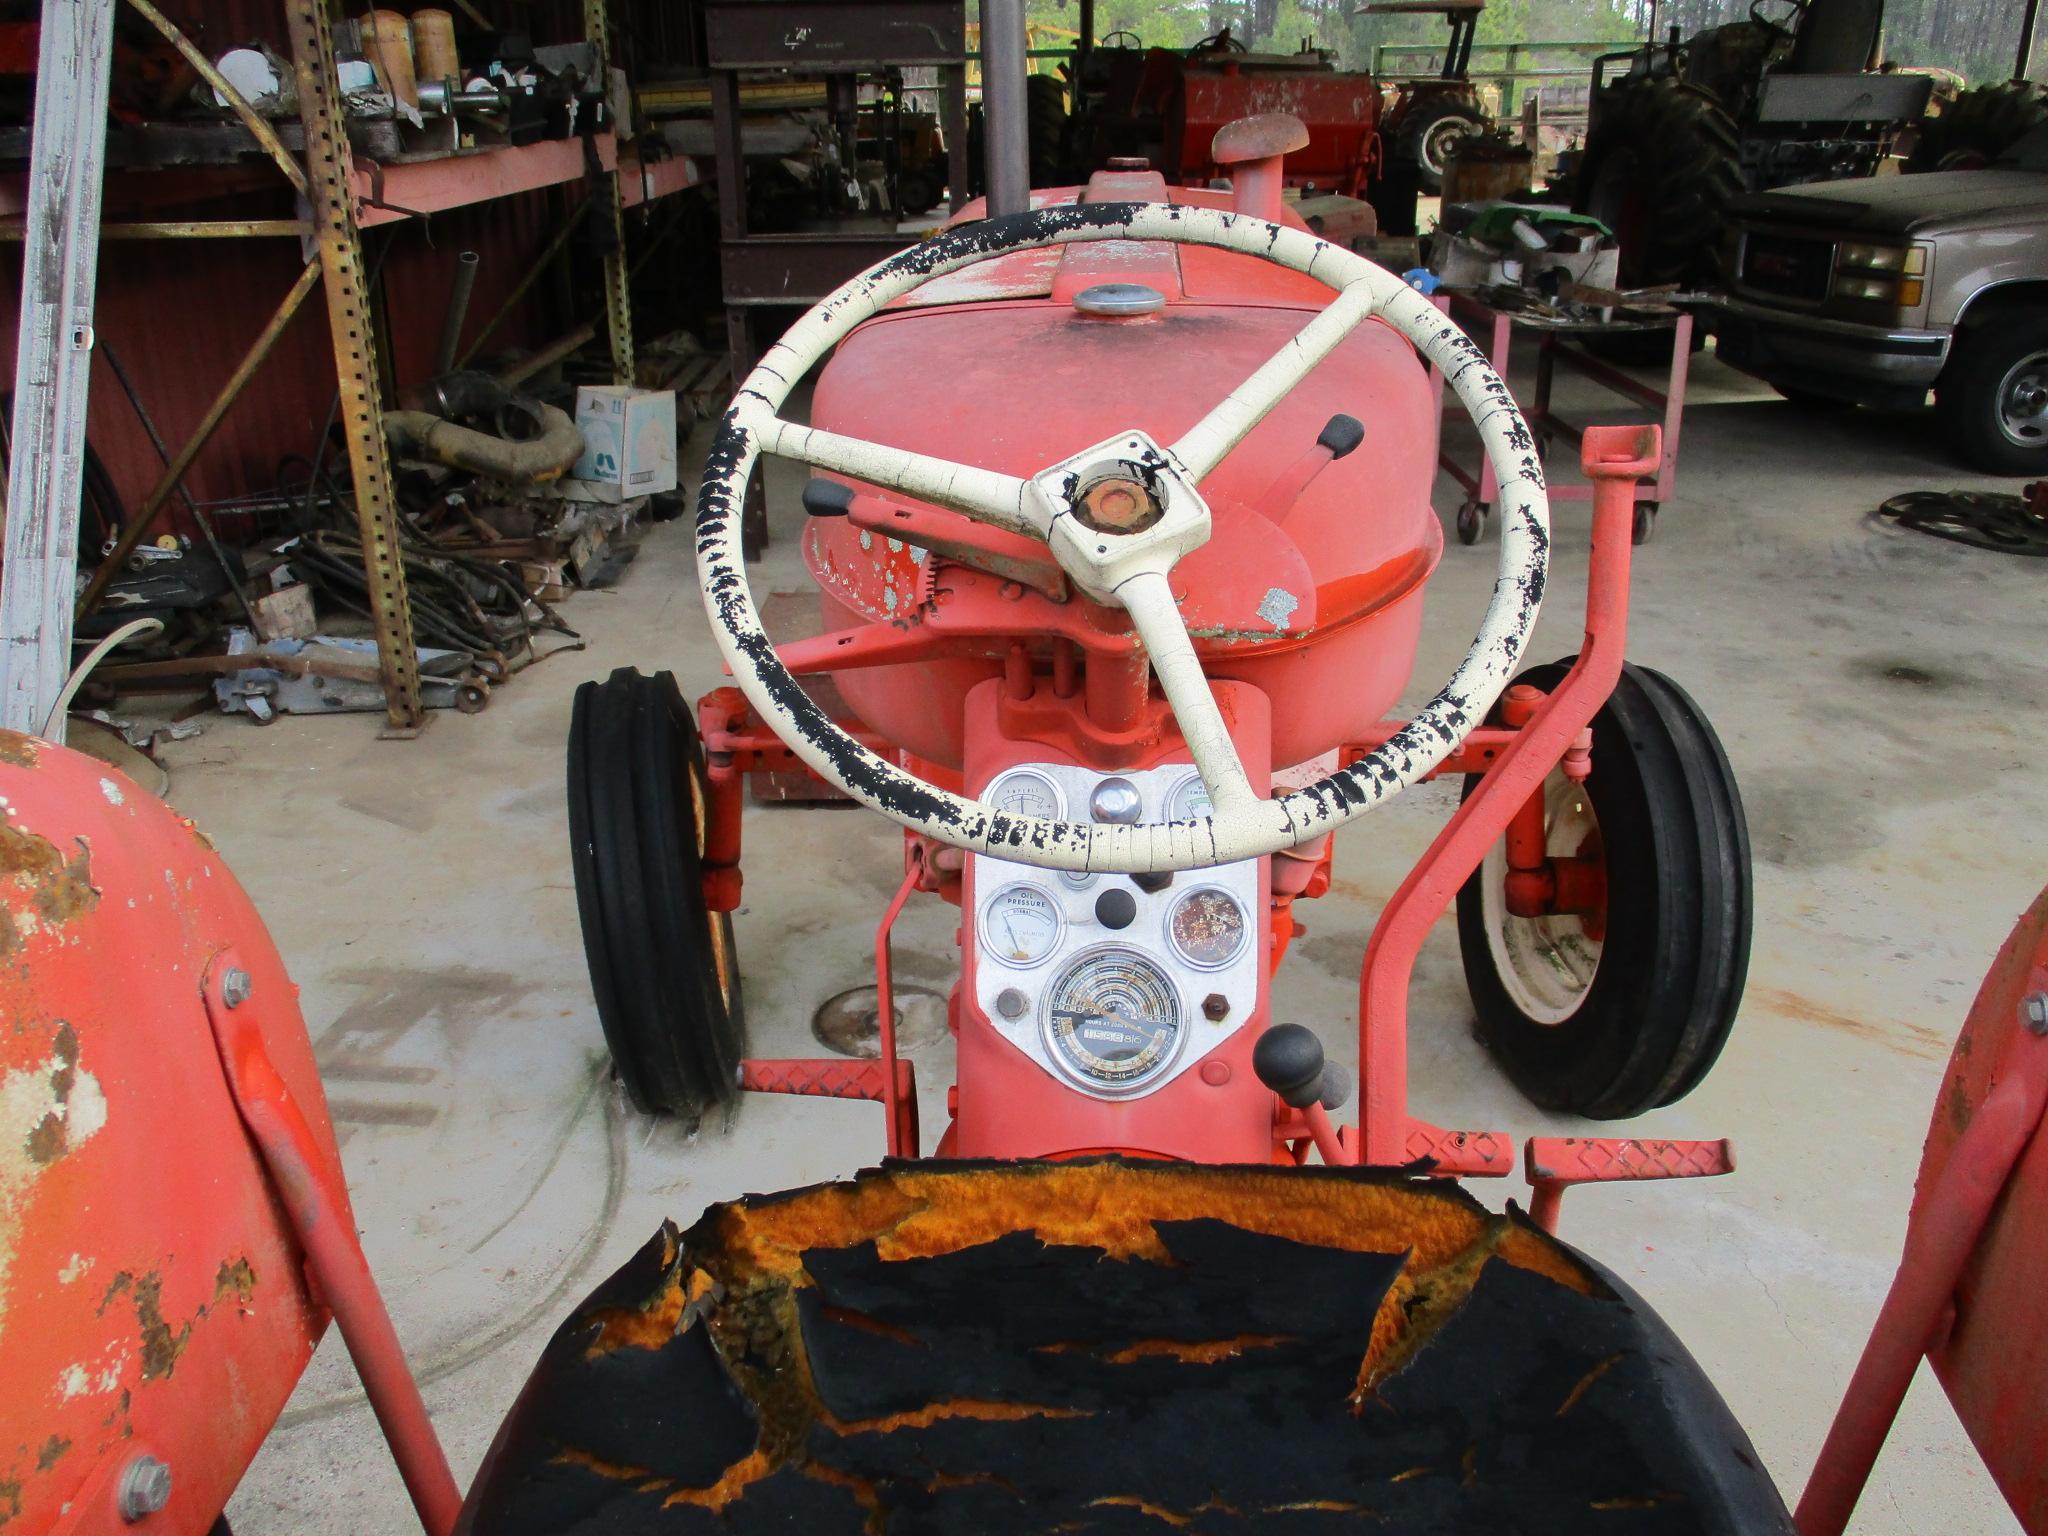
1575,78,1742,289
1401,97,1488,195
1938,312,2048,476
1457,661,1752,1118
1909,82,2048,172
568,668,746,1116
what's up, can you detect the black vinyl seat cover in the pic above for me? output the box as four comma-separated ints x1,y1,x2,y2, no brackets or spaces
458,1162,1792,1535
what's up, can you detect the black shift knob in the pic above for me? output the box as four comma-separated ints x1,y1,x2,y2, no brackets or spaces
1253,1023,1327,1109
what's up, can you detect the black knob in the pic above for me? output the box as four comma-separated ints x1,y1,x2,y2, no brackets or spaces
1252,1023,1326,1109
1131,870,1173,894
1094,887,1137,930
801,478,855,517
1316,413,1365,460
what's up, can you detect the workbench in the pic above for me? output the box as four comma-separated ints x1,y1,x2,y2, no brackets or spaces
1436,290,1693,546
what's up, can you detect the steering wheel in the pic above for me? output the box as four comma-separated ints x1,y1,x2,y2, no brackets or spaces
697,201,1549,874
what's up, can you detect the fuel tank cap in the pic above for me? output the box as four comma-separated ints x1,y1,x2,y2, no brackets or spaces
1073,282,1165,317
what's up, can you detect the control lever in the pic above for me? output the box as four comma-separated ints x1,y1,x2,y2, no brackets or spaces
1252,1023,1351,1164
1260,413,1365,527
802,478,856,517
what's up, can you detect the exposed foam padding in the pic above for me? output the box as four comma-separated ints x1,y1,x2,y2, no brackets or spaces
459,1160,1793,1534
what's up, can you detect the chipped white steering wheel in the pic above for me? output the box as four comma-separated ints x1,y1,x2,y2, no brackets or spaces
696,201,1550,874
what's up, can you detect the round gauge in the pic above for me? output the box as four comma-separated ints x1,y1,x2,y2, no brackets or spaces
1167,771,1213,822
985,767,1065,823
1166,886,1249,970
979,883,1063,968
1042,946,1185,1093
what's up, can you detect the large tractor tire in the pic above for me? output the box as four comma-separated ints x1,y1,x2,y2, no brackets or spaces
1908,82,2048,173
1400,96,1489,195
1575,77,1743,290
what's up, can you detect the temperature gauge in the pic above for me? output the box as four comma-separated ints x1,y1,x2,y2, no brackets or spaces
1167,887,1249,970
1167,771,1213,821
985,768,1065,823
980,883,1063,969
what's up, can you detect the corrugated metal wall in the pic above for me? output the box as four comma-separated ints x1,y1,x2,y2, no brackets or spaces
0,0,700,532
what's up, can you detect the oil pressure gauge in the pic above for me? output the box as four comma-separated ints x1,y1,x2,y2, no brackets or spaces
980,883,1062,968
1043,947,1185,1093
1167,886,1249,970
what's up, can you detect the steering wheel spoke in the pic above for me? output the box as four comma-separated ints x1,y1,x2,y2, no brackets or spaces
1169,277,1381,482
744,407,1052,542
1116,568,1259,821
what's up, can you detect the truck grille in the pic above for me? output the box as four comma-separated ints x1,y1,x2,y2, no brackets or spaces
1740,234,1836,302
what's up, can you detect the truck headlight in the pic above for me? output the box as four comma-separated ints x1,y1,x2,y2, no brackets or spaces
1834,242,1928,307
1838,242,1925,274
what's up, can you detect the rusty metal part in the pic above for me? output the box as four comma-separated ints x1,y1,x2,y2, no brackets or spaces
433,250,480,376
1797,890,2048,1536
76,257,322,619
1072,471,1164,534
584,0,634,384
120,0,309,197
285,0,423,731
382,404,586,484
810,983,948,1058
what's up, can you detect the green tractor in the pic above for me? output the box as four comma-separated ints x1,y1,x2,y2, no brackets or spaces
1573,0,1932,287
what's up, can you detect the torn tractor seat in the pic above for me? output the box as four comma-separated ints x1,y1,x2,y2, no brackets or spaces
460,1160,1792,1535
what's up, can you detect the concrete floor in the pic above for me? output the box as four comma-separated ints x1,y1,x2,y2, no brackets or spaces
175,342,2048,1533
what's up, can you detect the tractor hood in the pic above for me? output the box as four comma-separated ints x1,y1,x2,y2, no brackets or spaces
1733,171,2048,237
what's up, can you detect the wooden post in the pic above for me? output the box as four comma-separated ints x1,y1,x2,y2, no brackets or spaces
0,0,119,739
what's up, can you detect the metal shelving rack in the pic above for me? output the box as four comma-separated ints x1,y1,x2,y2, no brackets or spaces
0,0,687,736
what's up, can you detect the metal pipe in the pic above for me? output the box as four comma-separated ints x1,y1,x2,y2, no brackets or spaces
2020,0,2042,81
77,256,322,617
456,211,586,368
433,250,480,376
382,405,586,483
120,0,309,196
980,0,1030,216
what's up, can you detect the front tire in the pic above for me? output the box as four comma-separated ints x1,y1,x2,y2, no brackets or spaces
568,668,746,1115
1457,661,1751,1118
1936,312,2048,476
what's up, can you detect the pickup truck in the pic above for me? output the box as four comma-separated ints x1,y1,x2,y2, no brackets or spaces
1711,123,2048,474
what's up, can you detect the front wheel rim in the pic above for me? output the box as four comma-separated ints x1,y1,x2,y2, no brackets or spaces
1479,774,1605,1025
1996,350,2048,449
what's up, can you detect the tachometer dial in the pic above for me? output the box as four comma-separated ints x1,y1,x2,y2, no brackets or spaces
980,884,1062,968
985,768,1064,822
1166,886,1249,970
1043,947,1184,1093
1167,771,1213,821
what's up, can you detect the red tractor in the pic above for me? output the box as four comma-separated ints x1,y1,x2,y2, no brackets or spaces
569,117,1751,1161
10,106,2046,1536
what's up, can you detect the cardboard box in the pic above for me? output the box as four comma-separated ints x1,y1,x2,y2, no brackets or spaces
571,386,678,500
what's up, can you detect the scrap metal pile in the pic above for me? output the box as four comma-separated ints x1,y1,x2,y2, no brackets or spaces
78,360,686,730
